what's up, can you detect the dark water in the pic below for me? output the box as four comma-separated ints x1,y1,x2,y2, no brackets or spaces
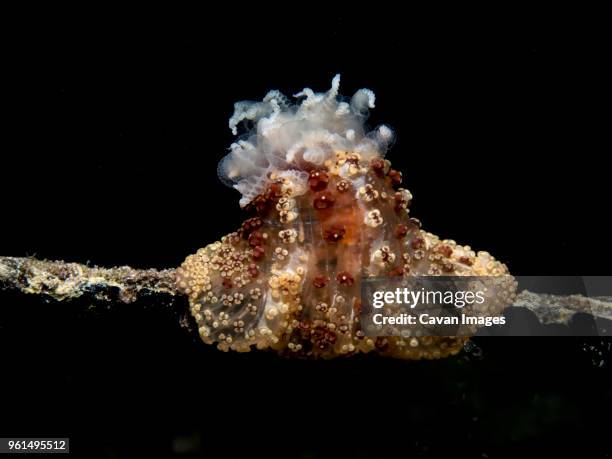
1,7,611,458
0,288,610,457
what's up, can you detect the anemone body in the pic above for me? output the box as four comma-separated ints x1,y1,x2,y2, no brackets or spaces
176,77,515,359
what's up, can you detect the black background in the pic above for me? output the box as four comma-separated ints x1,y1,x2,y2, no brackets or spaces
1,8,610,458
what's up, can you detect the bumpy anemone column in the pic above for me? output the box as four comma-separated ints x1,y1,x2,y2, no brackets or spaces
176,76,516,359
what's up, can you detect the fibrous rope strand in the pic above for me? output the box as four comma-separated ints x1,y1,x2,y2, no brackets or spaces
0,256,177,303
1,256,611,325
